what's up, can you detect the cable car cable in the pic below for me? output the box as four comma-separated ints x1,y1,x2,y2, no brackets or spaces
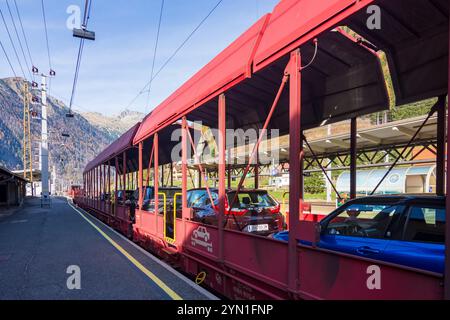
145,0,165,112
68,0,92,115
126,0,224,110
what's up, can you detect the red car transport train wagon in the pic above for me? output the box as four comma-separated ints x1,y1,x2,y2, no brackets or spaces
74,0,450,300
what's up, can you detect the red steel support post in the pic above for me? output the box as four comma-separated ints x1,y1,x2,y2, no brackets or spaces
101,165,104,198
255,152,259,189
154,133,159,235
89,171,91,200
288,49,301,294
182,117,188,240
92,169,94,200
139,142,143,211
92,168,94,202
350,118,357,199
99,166,101,200
445,21,450,300
108,161,111,199
102,165,104,196
115,157,119,216
94,169,96,201
123,152,127,194
218,93,226,262
436,97,446,196
227,165,231,189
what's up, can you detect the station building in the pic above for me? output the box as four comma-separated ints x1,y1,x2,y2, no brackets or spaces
0,166,27,208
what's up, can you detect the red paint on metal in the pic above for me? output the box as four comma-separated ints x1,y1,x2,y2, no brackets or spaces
133,16,270,143
230,73,288,209
154,133,159,237
350,118,357,199
445,19,450,300
288,49,301,294
138,142,143,209
218,94,226,263
298,247,443,300
76,0,448,301
253,0,375,72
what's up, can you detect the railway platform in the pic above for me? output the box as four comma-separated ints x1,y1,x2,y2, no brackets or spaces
0,197,216,300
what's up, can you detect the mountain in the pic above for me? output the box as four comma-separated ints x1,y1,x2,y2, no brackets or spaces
81,109,144,139
0,77,141,188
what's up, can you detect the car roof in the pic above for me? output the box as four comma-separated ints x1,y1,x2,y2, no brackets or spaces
347,194,445,205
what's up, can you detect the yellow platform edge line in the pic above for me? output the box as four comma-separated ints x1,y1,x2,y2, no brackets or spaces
68,202,183,300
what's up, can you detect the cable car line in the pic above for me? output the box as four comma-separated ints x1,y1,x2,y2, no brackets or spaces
68,0,92,115
145,0,165,112
0,7,26,79
126,0,224,110
41,0,53,72
5,0,32,80
0,38,17,77
13,0,35,74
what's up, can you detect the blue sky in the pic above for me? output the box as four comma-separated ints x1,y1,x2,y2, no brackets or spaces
0,0,279,116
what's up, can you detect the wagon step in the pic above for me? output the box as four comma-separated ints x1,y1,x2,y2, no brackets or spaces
162,247,177,255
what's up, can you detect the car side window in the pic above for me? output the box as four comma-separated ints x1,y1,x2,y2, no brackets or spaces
403,206,445,244
325,203,402,239
188,190,208,208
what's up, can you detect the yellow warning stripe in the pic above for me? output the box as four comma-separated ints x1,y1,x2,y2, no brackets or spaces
68,202,183,300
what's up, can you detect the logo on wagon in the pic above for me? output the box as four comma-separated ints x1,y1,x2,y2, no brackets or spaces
191,226,213,253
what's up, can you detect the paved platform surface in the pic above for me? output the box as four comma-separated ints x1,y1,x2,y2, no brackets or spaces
0,197,216,300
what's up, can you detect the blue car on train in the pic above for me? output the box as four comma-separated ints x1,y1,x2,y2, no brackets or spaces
273,195,445,274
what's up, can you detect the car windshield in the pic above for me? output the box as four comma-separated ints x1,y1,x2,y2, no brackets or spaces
324,202,403,239
227,191,277,209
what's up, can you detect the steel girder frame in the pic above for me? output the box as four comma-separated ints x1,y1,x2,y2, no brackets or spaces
302,139,439,171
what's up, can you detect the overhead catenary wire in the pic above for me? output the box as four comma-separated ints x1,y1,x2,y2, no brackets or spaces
5,0,32,80
145,0,165,112
41,0,53,71
13,0,35,71
0,38,17,77
126,0,224,110
0,7,26,79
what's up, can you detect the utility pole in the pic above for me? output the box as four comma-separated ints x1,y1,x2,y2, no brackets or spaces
40,74,50,204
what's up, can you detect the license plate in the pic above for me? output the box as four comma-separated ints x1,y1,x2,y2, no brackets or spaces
248,224,269,232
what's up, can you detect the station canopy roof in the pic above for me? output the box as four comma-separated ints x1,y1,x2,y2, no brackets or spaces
0,166,28,183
